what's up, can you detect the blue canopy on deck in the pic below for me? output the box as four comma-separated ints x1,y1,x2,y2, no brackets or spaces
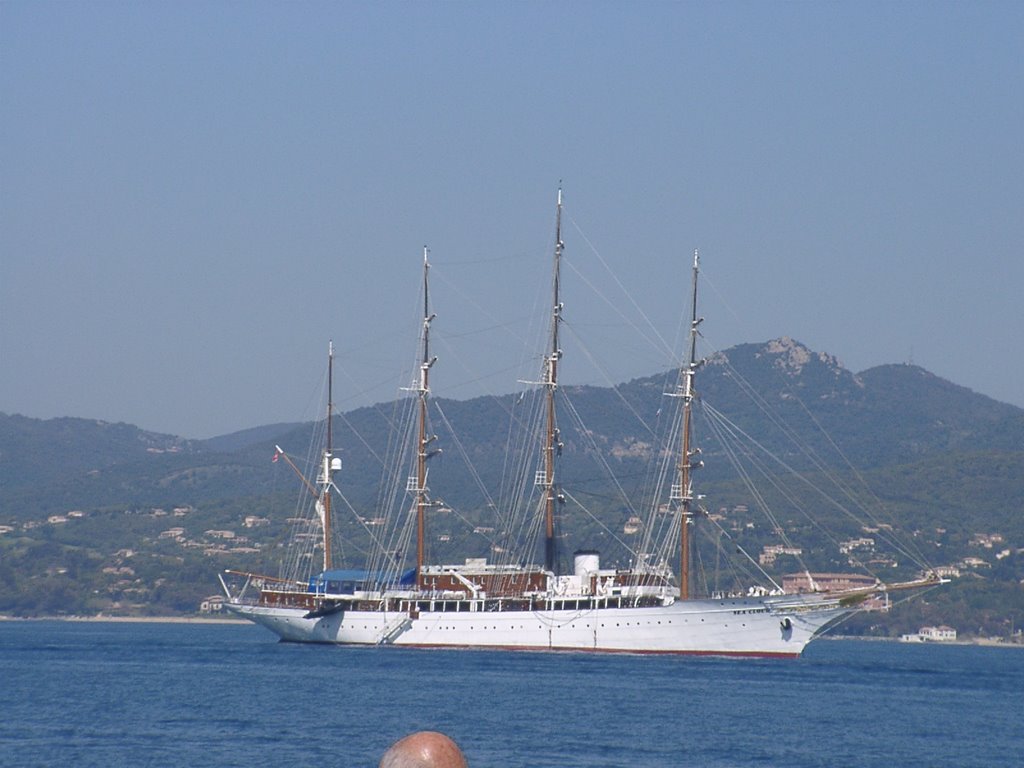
307,568,416,593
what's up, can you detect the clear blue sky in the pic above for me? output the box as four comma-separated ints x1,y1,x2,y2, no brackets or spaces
2,1,1022,438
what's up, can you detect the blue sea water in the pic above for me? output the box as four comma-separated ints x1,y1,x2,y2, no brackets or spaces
0,621,1021,767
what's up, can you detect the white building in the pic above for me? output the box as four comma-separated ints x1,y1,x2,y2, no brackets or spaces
920,625,957,641
901,625,957,643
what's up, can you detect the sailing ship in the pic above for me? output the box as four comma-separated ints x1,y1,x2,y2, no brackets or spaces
221,191,940,656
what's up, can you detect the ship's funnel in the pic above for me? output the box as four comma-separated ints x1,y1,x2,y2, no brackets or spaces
574,550,600,579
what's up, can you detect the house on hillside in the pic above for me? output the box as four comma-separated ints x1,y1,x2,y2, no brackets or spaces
901,625,957,643
759,544,802,566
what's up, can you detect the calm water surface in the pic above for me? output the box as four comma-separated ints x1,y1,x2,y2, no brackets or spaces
1,621,1021,767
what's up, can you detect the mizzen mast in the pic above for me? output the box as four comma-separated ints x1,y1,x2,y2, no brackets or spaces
675,250,704,599
542,188,565,574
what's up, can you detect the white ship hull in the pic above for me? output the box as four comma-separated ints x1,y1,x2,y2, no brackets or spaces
226,595,846,657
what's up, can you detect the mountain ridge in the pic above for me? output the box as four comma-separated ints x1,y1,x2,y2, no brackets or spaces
3,338,1021,513
2,338,1022,632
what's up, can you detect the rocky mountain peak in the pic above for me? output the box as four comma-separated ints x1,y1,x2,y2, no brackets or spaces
759,337,844,377
706,337,846,377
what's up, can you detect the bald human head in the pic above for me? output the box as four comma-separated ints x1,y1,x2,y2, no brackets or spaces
379,731,468,768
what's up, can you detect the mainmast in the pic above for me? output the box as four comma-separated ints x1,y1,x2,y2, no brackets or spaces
676,250,703,599
542,188,565,574
414,246,437,589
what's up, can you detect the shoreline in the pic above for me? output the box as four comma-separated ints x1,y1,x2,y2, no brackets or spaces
0,614,248,625
824,633,1024,649
1,617,1020,646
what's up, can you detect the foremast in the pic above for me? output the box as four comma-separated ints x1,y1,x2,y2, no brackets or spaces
414,246,438,589
675,250,703,599
317,341,340,572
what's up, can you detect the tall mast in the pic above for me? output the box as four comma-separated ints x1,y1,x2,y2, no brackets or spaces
543,187,564,574
677,250,703,599
322,340,335,572
415,246,437,589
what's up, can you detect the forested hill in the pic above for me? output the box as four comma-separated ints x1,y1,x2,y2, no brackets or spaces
2,337,1021,517
1,338,1022,634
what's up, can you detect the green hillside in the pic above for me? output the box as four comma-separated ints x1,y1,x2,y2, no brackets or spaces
2,339,1022,637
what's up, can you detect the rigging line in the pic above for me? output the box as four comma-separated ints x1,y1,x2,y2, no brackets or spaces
280,504,314,582
287,357,334,439
703,401,823,536
503,373,553,525
376,394,417,523
334,378,418,465
560,392,643,522
566,481,651,501
561,489,638,560
824,582,945,636
701,404,811,569
423,370,536,532
715,354,841,478
700,524,741,597
383,504,417,584
373,387,412,489
724,365,896,541
333,489,403,571
436,316,535,340
277,430,323,579
561,322,660,439
698,343,817,455
702,513,784,592
496,432,542,560
706,422,900,593
335,408,387,468
694,534,712,597
433,252,535,266
432,266,535,349
636,388,685,556
790,395,935,568
655,512,682,577
701,407,821,583
702,399,866,579
698,271,751,338
568,215,676,361
332,369,408,409
707,418,852,588
703,398,929,570
447,508,501,551
434,499,499,553
432,336,529,395
706,351,914,561
496,386,544,512
433,400,499,513
372,462,415,573
561,256,673,366
703,398,878,535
